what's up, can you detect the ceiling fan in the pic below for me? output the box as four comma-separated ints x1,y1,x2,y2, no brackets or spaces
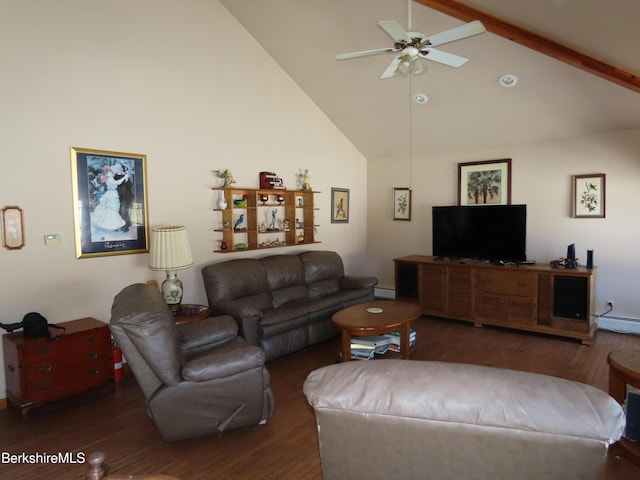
336,0,486,79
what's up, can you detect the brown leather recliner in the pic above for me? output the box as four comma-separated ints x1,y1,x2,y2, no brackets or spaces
110,283,274,442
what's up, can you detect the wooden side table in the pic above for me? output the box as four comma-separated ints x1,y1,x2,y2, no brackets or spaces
172,304,211,325
607,349,640,466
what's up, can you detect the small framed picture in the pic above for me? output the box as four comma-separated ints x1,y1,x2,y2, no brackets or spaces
331,188,350,223
2,206,25,250
572,173,605,218
458,159,511,205
393,188,411,221
71,147,149,258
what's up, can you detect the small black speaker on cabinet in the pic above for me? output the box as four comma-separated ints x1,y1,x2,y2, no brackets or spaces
553,276,588,320
567,243,576,261
586,249,594,269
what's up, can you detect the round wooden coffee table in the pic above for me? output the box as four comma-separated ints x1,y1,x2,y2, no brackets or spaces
331,300,421,362
607,349,640,466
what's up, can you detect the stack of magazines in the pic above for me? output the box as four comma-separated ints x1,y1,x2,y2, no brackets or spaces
350,330,416,359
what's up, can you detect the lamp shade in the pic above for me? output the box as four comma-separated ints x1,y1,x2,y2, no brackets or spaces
148,226,194,271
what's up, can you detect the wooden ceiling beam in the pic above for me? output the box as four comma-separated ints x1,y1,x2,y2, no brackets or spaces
416,0,640,94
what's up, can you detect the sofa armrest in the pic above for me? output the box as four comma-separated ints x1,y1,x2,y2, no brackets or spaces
212,299,264,346
340,275,378,290
182,345,266,382
178,315,237,355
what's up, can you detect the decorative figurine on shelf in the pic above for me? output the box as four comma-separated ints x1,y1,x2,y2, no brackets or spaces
260,194,269,205
298,169,311,190
268,209,278,231
213,169,236,187
283,219,291,231
220,240,228,251
234,214,245,231
277,194,285,205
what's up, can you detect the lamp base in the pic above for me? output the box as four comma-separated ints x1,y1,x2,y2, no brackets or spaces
161,271,183,311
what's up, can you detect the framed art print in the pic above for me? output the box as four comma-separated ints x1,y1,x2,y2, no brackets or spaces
393,187,411,221
70,147,149,258
572,173,605,218
331,188,349,223
458,159,511,205
2,206,25,250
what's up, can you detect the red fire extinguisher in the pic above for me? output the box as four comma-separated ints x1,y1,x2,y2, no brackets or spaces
112,341,123,382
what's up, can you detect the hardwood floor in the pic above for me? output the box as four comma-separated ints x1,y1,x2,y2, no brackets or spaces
1,316,639,479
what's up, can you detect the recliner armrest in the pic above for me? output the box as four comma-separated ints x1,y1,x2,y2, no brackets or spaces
182,343,266,382
340,275,378,290
178,315,238,356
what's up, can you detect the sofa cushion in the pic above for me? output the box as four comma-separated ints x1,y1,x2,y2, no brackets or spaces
299,251,344,283
202,258,268,303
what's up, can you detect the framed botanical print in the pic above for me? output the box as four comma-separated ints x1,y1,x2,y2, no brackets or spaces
331,188,349,223
458,159,512,205
393,188,411,221
572,173,605,218
70,147,149,258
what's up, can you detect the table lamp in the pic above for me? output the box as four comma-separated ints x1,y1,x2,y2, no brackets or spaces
148,225,194,310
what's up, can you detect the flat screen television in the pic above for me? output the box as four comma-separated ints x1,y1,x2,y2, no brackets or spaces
432,204,527,263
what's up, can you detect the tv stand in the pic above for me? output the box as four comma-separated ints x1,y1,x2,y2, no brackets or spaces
394,255,596,345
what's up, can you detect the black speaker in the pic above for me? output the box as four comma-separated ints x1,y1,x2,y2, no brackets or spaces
586,249,594,269
566,243,576,261
396,263,419,299
553,276,588,320
626,388,640,441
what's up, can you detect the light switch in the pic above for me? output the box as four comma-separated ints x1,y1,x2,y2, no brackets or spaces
44,234,61,245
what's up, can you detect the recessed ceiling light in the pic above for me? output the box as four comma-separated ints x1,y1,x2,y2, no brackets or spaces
413,93,428,104
498,74,518,88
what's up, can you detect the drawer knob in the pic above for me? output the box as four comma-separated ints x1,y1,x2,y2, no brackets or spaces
88,368,100,376
518,281,528,287
39,381,54,390
38,364,53,373
85,336,97,343
37,347,50,355
86,352,98,360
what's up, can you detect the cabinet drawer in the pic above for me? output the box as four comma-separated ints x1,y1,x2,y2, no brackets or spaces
476,271,537,296
24,349,110,381
21,327,110,363
24,363,110,402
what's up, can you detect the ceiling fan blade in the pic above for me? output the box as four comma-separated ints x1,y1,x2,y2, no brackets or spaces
336,47,394,60
421,20,486,48
377,20,411,43
380,56,402,79
419,48,468,68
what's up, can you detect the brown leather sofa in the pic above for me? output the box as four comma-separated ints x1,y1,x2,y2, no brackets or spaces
202,250,378,361
110,283,274,442
304,360,625,480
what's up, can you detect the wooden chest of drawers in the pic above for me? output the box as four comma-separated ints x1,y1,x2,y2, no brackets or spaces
2,317,111,421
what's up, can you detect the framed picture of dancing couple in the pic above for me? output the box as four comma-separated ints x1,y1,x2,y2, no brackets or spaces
71,147,149,258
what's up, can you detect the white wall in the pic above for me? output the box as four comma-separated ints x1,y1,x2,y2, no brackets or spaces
368,128,640,323
0,0,368,397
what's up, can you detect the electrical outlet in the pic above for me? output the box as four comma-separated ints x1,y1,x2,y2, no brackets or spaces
607,300,615,309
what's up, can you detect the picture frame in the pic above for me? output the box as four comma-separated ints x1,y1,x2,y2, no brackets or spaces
331,188,350,223
458,159,512,205
2,206,25,250
393,187,411,221
572,173,606,218
70,147,149,258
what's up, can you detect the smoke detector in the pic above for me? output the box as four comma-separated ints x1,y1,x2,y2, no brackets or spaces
498,74,518,87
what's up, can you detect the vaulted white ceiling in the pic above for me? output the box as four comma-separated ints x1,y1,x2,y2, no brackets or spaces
220,0,640,158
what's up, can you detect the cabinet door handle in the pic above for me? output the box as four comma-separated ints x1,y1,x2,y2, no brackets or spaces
84,336,97,343
38,364,52,373
37,347,50,355
86,352,98,359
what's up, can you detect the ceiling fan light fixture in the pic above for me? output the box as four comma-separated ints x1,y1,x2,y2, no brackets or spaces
411,60,427,76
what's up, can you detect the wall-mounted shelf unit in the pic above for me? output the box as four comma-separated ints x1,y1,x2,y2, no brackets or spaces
212,187,319,253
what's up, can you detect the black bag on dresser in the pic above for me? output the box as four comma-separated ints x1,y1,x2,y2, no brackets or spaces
0,312,65,340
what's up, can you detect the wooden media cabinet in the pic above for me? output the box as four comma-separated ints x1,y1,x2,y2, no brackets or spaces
394,256,597,345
